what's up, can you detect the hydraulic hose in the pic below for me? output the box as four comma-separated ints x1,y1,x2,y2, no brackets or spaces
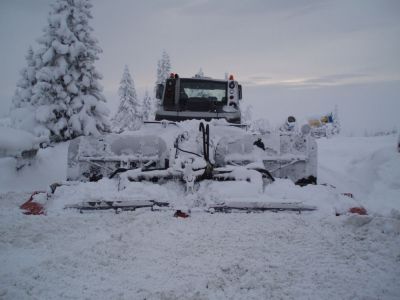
199,122,210,162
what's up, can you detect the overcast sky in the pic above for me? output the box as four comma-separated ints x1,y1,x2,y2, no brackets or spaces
1,0,399,134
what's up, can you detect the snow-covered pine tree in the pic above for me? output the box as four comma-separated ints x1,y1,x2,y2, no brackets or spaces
332,104,341,135
194,68,205,78
155,50,171,92
153,50,171,112
142,90,153,121
25,0,109,142
11,46,37,110
10,46,42,132
112,65,142,131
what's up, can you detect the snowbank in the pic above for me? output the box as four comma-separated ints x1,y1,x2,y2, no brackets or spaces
318,135,400,215
0,142,68,193
0,126,40,157
0,117,11,127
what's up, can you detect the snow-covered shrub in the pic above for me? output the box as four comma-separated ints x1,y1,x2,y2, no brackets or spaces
251,118,272,134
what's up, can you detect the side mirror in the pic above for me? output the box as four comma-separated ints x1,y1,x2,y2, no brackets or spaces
238,85,242,100
156,84,164,100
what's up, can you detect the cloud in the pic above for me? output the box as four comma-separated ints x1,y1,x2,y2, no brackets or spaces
165,0,326,18
244,73,400,88
299,73,370,86
248,75,273,81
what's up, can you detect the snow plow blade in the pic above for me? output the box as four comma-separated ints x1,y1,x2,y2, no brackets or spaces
209,202,317,213
64,200,169,213
67,134,170,182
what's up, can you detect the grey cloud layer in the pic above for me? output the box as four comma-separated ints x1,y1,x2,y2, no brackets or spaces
0,0,399,122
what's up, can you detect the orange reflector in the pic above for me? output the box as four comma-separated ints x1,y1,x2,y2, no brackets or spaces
349,207,367,215
20,191,46,215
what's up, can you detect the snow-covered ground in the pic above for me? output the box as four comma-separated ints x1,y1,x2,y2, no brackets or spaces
318,135,400,215
0,135,399,299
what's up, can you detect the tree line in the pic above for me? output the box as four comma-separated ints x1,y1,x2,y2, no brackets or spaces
10,0,171,143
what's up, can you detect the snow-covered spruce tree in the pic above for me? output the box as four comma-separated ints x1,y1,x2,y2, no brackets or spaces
194,68,205,78
112,66,142,131
155,50,171,92
11,46,37,110
332,104,341,135
142,90,153,121
10,46,43,132
153,50,171,111
28,0,109,142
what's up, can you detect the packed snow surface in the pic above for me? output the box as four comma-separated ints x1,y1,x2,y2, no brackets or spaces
0,135,399,299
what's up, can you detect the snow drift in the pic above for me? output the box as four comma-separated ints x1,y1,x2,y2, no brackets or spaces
0,134,399,299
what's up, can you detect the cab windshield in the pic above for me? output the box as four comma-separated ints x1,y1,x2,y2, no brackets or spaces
179,79,227,103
